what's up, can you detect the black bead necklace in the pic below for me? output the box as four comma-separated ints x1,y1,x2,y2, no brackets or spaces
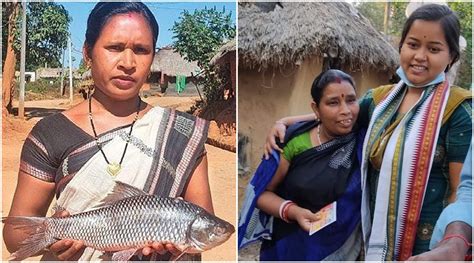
88,95,141,176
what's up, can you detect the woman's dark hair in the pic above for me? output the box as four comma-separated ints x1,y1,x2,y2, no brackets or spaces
311,69,356,105
399,4,460,72
85,2,159,55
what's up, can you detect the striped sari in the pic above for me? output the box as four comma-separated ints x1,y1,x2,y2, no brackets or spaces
23,106,209,261
361,80,450,260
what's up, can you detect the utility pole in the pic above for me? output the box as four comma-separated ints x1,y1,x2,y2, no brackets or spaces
68,36,73,104
60,48,65,95
18,0,27,118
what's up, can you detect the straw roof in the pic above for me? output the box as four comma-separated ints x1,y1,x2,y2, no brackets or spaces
239,2,399,72
36,68,63,78
151,47,201,77
210,39,236,65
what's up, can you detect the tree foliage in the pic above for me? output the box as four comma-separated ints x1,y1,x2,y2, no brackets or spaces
449,2,472,89
172,6,235,68
172,6,235,105
355,2,385,33
2,2,71,71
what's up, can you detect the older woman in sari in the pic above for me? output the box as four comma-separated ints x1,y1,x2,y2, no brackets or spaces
239,69,365,260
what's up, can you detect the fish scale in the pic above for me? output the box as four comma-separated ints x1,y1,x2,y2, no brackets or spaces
49,195,198,251
3,182,234,261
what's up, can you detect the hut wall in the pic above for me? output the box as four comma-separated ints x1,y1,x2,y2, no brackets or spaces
351,70,392,97
287,58,323,115
239,59,393,174
238,66,296,174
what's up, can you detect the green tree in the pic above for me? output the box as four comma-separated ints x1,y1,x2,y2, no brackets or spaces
449,2,472,89
77,58,89,76
355,1,408,37
172,7,235,68
354,2,385,33
389,1,409,36
13,2,71,71
2,2,70,113
172,6,235,105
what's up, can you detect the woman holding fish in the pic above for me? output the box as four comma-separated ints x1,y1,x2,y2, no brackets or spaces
3,2,233,261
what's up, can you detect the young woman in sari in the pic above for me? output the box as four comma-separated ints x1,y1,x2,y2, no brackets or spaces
262,4,472,261
3,2,212,261
239,69,365,260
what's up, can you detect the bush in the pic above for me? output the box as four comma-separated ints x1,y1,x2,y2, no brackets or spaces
13,78,76,100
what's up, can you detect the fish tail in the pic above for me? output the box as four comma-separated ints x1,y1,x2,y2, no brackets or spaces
3,216,55,261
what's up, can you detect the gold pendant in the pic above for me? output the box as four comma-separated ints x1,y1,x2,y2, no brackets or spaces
106,162,121,176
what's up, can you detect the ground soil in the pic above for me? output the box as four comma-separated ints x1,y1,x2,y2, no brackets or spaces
1,95,236,261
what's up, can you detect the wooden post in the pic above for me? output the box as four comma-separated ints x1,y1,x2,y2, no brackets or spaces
383,2,391,35
18,1,27,118
68,36,73,104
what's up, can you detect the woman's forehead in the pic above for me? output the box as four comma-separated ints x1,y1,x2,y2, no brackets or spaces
407,20,447,43
99,13,153,41
323,81,356,96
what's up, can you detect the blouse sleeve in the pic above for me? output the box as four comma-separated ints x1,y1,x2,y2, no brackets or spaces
445,100,472,163
357,89,375,129
282,141,295,162
19,123,57,182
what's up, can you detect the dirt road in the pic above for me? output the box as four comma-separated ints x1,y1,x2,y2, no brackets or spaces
2,96,236,261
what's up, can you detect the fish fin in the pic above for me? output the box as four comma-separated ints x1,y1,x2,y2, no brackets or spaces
94,181,148,208
3,216,55,261
170,247,190,262
111,248,138,261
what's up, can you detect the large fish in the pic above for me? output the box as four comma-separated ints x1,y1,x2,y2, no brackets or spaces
3,181,235,261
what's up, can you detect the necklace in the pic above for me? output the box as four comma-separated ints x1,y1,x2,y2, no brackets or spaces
317,124,334,145
317,125,322,145
88,95,141,176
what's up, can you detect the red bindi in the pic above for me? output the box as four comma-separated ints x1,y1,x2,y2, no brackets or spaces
341,94,345,98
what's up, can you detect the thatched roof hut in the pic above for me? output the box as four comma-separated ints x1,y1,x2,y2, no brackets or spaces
239,2,399,72
151,47,201,77
210,39,237,99
210,39,236,66
238,2,400,175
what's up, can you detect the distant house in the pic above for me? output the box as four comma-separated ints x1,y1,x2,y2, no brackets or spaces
210,39,236,99
14,71,36,82
35,67,81,81
150,46,201,92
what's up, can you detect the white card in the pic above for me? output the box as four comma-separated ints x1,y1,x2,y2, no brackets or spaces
309,201,337,235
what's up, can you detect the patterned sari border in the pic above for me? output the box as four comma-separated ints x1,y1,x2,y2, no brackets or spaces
398,82,449,260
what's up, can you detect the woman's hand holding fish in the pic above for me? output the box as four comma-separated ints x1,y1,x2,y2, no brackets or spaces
48,210,85,260
287,205,321,232
141,242,181,256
